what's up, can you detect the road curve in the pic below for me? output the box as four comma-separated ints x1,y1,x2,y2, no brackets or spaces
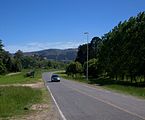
42,72,145,120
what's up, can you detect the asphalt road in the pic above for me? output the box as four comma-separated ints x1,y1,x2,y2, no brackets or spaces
42,72,145,120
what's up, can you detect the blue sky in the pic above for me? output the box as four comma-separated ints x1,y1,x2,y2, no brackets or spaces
0,0,145,53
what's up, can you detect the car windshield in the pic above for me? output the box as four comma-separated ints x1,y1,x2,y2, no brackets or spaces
52,75,59,77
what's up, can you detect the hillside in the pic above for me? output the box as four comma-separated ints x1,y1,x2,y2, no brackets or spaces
24,48,78,62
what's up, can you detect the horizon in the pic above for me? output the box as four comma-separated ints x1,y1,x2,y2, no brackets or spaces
20,47,78,54
0,0,145,53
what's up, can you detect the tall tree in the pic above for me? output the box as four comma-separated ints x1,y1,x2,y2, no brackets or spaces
66,62,83,76
75,37,102,65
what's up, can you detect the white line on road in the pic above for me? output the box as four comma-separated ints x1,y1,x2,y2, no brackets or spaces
47,85,67,120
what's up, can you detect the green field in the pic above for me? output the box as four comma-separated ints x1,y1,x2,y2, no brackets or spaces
0,69,51,119
0,69,45,85
57,71,145,99
0,86,42,118
0,86,51,119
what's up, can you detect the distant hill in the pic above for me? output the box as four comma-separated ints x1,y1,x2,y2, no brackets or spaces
24,48,78,62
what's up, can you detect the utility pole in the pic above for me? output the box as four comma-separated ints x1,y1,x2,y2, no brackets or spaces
84,32,89,81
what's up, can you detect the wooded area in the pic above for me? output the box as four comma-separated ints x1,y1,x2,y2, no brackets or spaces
67,12,145,85
0,41,66,75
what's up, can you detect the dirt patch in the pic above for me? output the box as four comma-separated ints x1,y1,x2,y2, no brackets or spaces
20,81,44,89
8,101,62,120
31,103,49,110
0,81,44,89
10,97,61,120
6,72,21,76
1,81,62,120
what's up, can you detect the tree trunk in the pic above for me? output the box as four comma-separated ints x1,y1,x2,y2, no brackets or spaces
131,74,133,83
122,74,124,81
115,75,117,81
134,75,136,83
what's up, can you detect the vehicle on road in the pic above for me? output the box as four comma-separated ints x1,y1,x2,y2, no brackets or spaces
51,74,60,82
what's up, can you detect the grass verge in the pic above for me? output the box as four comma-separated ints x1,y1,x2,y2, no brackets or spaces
0,69,47,85
56,71,89,83
0,86,42,118
0,69,52,119
57,71,145,99
103,85,145,99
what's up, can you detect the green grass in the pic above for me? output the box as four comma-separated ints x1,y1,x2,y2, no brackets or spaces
0,86,42,118
104,85,145,99
55,71,89,83
0,69,46,85
0,68,53,119
57,71,145,99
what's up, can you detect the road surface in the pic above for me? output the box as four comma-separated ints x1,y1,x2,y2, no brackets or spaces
42,72,145,120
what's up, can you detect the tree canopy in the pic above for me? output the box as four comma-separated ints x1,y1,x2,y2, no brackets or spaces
0,41,66,74
75,11,145,83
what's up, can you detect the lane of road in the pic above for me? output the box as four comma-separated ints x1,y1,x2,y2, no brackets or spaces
42,72,145,120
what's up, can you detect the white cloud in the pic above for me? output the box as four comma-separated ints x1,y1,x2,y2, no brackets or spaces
4,41,83,53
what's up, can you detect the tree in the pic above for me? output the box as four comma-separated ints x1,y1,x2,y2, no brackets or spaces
75,44,87,65
98,12,145,83
5,57,13,72
66,62,83,77
0,40,4,52
13,50,23,71
0,40,7,74
75,37,102,65
83,58,100,78
14,50,23,59
89,37,102,59
0,61,6,74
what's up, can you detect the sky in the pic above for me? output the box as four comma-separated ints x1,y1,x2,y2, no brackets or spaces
0,0,145,53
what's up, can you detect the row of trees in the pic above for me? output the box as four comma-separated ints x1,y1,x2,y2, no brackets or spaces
0,40,21,74
66,58,99,78
67,12,145,83
0,41,66,75
99,12,145,83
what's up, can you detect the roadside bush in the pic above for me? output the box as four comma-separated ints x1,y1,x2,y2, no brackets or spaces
84,58,100,78
66,61,83,77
